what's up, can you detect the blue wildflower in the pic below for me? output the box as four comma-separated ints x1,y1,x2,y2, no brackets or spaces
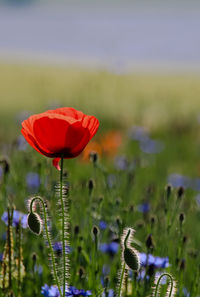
102,289,114,297
26,172,40,193
168,174,190,189
41,284,59,297
1,210,27,229
53,242,71,255
137,202,150,213
41,285,91,297
66,287,92,297
139,252,169,269
16,135,28,151
128,126,149,142
99,242,119,256
99,220,107,230
140,139,164,154
107,174,117,189
114,156,129,171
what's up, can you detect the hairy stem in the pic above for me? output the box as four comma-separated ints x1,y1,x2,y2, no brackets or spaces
30,196,62,297
153,273,174,297
117,262,126,297
60,156,66,297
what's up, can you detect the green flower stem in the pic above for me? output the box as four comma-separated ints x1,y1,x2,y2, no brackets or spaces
30,196,62,297
60,156,66,297
117,262,126,297
153,273,174,297
17,219,22,296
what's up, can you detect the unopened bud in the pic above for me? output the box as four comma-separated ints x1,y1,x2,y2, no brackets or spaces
92,225,99,236
89,152,98,164
74,225,80,235
28,212,42,235
166,184,172,199
146,234,154,250
179,213,185,224
177,186,184,198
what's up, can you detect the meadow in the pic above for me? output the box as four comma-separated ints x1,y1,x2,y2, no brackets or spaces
1,63,200,297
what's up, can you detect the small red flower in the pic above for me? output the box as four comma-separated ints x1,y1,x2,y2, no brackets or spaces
21,107,99,169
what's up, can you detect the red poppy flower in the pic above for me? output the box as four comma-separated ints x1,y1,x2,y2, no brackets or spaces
21,107,99,169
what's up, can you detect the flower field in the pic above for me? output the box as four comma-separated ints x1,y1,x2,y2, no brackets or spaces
1,64,200,297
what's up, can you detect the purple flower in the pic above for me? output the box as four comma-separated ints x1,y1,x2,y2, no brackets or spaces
140,139,164,154
107,174,117,189
99,221,107,230
168,174,190,189
1,210,27,229
102,289,114,297
53,242,71,255
114,156,129,171
41,285,91,297
139,253,169,269
26,172,40,193
99,242,119,256
128,126,149,142
137,203,150,213
41,285,60,297
66,287,92,297
16,135,28,151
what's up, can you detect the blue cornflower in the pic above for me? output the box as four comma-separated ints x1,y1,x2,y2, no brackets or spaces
26,172,40,193
137,202,150,213
139,252,169,269
16,135,28,151
114,156,129,171
107,174,117,189
128,126,149,142
140,138,164,154
41,285,91,297
41,284,59,297
168,174,190,189
53,242,71,255
102,289,114,297
1,210,27,229
99,242,119,256
66,287,92,297
99,220,107,230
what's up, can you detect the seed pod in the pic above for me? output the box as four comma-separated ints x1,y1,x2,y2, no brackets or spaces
28,212,42,235
124,247,140,271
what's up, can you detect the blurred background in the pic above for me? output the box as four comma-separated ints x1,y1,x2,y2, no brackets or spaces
0,0,200,138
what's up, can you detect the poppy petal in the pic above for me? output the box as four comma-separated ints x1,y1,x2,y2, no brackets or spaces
53,158,61,170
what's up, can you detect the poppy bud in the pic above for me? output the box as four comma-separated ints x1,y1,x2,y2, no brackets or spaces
32,253,37,262
92,225,99,237
183,235,188,245
166,184,172,199
74,225,80,235
0,158,10,175
89,152,98,164
28,212,42,235
79,266,85,279
123,229,140,272
146,234,154,250
179,213,185,224
179,258,186,271
77,246,82,253
88,179,94,194
177,186,184,199
124,248,140,271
